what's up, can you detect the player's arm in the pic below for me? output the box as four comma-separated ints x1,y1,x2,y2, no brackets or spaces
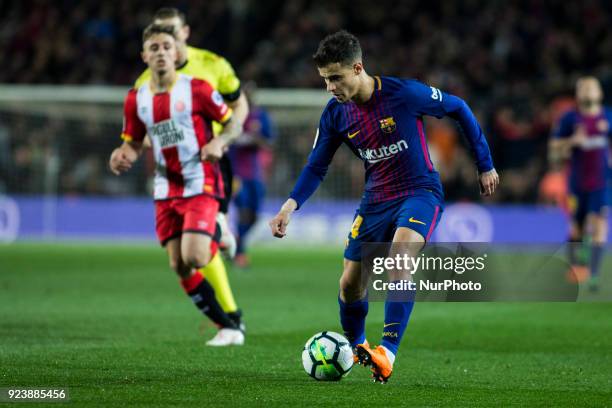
549,112,582,168
194,80,241,162
269,112,342,238
216,56,250,127
226,92,249,131
405,80,498,195
132,73,154,150
109,89,146,175
204,116,243,161
238,110,276,148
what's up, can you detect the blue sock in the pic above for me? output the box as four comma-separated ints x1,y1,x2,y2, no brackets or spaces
590,244,604,278
236,222,253,254
568,237,582,265
381,282,415,356
338,295,368,348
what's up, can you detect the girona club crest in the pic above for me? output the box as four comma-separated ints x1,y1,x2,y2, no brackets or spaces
379,116,396,133
175,100,185,112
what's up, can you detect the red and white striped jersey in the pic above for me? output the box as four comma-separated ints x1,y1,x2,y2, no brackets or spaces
121,73,232,200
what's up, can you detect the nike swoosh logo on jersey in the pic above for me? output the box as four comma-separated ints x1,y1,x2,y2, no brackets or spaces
348,130,360,139
409,217,426,225
383,323,400,328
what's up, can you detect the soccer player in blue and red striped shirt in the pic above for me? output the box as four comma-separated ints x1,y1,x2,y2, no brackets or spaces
269,31,498,383
550,77,612,291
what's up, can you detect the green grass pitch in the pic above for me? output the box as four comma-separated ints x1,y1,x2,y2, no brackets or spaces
1,243,611,407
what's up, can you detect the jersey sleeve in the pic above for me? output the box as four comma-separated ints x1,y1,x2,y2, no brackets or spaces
289,108,343,209
402,80,494,173
215,56,241,102
193,79,233,125
121,89,146,143
259,109,277,141
552,111,575,139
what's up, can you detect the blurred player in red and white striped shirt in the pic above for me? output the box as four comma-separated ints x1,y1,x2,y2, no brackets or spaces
109,24,244,346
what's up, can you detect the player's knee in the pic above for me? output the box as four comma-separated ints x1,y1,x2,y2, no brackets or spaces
183,249,211,269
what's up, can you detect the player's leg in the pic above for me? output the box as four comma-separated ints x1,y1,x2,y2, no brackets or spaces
382,196,440,356
184,190,243,327
181,231,244,346
568,218,583,265
357,193,442,383
235,180,264,267
195,158,243,327
200,251,243,328
587,212,607,290
356,227,424,383
339,209,377,350
179,195,244,345
377,227,422,360
165,235,236,331
233,181,250,266
585,194,608,291
338,258,369,349
566,193,589,282
217,155,237,258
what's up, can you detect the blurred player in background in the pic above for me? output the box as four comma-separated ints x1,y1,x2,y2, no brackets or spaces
269,31,498,383
109,24,244,346
135,7,248,329
550,76,611,291
229,82,276,268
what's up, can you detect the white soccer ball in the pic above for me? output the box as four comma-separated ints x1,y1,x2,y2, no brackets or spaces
302,331,354,381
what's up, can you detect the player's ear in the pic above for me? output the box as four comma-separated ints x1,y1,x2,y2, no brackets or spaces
183,24,191,39
141,50,147,64
353,62,363,76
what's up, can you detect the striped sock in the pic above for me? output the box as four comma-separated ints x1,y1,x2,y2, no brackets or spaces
181,271,236,329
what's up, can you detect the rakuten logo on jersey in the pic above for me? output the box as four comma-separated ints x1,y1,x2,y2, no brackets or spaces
358,140,408,163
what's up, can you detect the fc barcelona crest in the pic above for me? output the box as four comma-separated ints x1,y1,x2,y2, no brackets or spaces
379,117,396,133
597,119,609,133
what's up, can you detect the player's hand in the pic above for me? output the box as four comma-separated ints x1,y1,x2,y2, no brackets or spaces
478,168,499,196
269,211,291,238
570,125,588,148
109,148,134,175
269,199,298,238
201,138,225,162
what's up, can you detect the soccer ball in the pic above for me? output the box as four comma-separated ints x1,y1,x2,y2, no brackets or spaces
302,331,354,381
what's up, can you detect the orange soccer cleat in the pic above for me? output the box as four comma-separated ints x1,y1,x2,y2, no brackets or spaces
353,340,369,364
355,344,393,384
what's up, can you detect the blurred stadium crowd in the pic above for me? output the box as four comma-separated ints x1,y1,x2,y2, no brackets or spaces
1,0,611,203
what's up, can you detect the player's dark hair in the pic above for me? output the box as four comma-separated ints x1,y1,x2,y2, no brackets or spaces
153,7,187,25
313,30,362,67
142,23,176,43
